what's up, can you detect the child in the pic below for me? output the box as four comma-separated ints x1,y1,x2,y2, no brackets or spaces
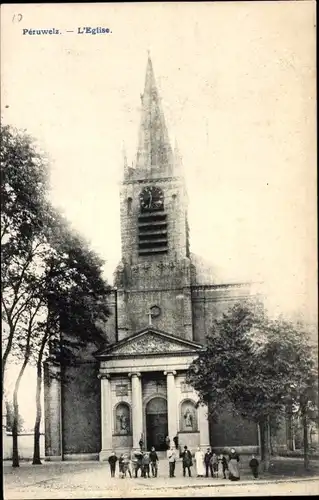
142,451,150,478
218,454,228,479
249,455,259,479
210,453,218,477
108,451,118,478
119,454,124,478
122,453,132,478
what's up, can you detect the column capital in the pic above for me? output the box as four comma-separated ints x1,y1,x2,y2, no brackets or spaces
98,373,110,380
164,370,177,376
128,372,141,379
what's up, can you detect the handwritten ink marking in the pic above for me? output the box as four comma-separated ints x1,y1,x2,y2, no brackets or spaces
13,13,23,23
77,27,111,35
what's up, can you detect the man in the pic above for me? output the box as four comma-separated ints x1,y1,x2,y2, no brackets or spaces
181,445,193,477
165,435,171,450
173,435,179,450
149,447,159,477
168,447,176,478
204,447,213,477
249,455,259,479
139,436,144,451
133,452,143,478
119,453,124,478
108,451,118,478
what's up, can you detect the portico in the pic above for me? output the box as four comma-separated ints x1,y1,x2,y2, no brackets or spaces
95,327,210,461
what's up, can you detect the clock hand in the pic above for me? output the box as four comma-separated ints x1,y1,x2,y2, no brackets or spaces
148,192,152,208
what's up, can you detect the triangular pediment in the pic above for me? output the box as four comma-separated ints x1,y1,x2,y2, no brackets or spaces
95,327,203,359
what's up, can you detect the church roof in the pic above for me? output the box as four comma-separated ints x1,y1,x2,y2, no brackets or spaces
135,55,173,173
94,327,204,359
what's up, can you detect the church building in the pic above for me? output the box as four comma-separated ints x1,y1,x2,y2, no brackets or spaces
44,56,259,461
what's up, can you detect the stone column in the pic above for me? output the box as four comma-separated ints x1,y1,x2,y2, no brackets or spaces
99,374,112,461
129,372,143,450
198,403,210,450
164,370,177,441
43,362,62,459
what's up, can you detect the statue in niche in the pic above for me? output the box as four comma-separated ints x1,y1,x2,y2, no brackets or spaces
116,405,130,435
184,408,194,429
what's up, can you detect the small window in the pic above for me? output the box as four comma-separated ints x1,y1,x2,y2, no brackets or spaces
127,197,132,214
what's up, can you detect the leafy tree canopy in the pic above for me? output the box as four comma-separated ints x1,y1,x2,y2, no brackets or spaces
187,300,318,426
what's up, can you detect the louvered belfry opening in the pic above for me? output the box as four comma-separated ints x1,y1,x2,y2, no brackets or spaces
138,208,168,256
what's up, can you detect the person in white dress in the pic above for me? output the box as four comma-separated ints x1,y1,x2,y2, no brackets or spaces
195,447,205,477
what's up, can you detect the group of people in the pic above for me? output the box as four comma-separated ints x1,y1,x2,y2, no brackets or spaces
108,447,260,481
108,448,159,479
168,446,245,481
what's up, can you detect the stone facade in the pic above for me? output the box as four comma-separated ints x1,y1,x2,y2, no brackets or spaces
96,328,209,459
44,56,262,460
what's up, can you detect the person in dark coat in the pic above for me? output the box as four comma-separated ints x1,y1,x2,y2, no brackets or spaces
149,447,159,477
218,454,228,479
139,436,144,451
173,435,179,450
108,451,118,477
132,452,143,478
249,455,259,479
181,445,193,477
119,454,125,478
204,448,213,477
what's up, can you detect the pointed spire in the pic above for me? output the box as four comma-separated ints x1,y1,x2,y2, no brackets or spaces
174,138,183,171
122,142,128,167
122,142,129,178
136,55,173,172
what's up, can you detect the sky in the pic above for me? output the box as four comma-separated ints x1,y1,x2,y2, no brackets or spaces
1,2,317,427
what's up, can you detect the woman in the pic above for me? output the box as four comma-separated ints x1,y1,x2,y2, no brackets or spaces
195,447,205,477
228,448,240,481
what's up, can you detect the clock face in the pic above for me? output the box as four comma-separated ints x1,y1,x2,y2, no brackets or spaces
139,186,164,210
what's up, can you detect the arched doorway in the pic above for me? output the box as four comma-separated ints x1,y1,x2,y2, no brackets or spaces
145,397,168,451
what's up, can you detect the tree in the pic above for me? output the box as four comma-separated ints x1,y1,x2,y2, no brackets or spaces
275,319,318,469
1,125,112,466
31,213,111,465
187,300,318,471
5,400,24,433
1,124,51,466
1,124,49,380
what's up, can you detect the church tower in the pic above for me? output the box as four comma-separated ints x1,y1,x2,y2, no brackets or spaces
114,55,194,340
